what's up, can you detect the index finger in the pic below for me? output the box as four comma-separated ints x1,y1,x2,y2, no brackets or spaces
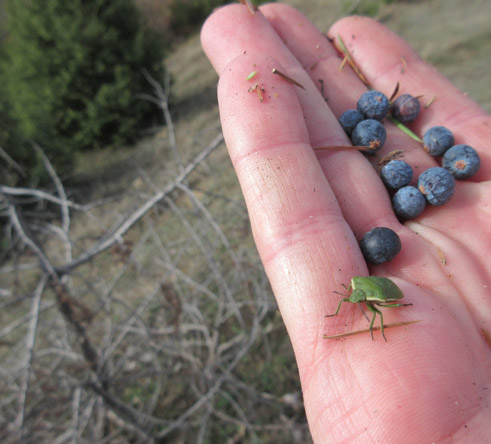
215,51,365,346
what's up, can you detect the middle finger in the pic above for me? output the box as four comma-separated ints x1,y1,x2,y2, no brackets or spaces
261,4,441,232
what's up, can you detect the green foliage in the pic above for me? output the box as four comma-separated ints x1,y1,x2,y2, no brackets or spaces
0,43,25,182
2,0,165,176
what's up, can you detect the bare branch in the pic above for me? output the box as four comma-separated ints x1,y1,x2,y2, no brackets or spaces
86,381,164,438
0,301,55,339
0,185,86,211
102,283,160,365
141,69,182,173
71,387,82,444
31,142,73,262
15,273,48,434
155,304,262,439
55,133,223,275
31,142,71,235
7,201,58,276
163,195,241,324
177,183,240,265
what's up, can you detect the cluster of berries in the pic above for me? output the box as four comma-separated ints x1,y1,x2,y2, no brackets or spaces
339,90,481,264
339,90,392,154
339,90,421,155
382,125,480,220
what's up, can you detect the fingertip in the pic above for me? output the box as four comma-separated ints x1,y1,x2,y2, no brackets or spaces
260,2,339,70
328,15,423,76
201,3,279,75
259,1,303,17
200,3,224,55
200,4,244,73
329,15,379,34
217,52,310,164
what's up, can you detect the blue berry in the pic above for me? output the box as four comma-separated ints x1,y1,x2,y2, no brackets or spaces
442,144,480,179
392,186,426,219
351,119,386,154
423,126,454,156
381,160,413,190
339,109,364,136
360,227,401,264
357,90,390,121
391,94,421,123
418,167,455,206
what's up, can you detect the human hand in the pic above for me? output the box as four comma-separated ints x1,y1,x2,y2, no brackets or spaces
201,3,491,443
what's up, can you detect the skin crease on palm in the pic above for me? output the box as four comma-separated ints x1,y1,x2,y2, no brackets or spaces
201,3,491,443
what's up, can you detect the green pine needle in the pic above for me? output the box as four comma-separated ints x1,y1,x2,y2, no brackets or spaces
388,116,423,143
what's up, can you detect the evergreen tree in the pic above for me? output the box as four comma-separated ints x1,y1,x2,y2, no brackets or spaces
3,0,165,174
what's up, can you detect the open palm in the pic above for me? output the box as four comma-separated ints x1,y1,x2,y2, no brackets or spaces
201,4,491,443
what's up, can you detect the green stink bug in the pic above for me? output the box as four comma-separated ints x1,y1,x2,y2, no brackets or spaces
326,276,412,341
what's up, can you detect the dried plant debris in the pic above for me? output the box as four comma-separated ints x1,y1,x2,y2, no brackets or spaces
272,68,305,90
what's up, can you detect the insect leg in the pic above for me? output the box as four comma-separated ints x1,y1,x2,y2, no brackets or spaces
366,303,384,341
340,283,352,291
326,298,351,317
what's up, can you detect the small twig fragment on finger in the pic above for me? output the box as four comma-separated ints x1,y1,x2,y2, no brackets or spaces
438,247,446,265
248,84,264,102
481,328,491,350
400,56,407,74
313,145,374,152
272,68,305,90
389,82,400,102
377,150,404,166
339,55,349,71
323,320,422,339
239,0,256,15
425,94,437,109
318,79,327,101
333,35,370,87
